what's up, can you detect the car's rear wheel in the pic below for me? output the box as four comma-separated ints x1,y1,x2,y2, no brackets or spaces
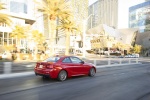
58,70,67,81
89,68,95,77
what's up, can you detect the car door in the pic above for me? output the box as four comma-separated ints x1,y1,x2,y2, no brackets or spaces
61,57,77,76
69,57,85,75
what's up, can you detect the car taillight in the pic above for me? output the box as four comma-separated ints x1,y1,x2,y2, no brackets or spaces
35,63,39,68
46,64,53,69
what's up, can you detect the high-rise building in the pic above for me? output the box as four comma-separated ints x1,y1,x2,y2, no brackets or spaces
88,0,118,29
53,0,88,52
129,0,150,50
87,0,141,53
129,0,150,33
88,0,145,30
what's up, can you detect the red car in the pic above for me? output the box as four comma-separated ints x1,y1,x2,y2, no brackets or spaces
34,56,96,81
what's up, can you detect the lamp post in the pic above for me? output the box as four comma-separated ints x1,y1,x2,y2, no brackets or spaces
82,14,94,57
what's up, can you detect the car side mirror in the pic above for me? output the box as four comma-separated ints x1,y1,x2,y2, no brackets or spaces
80,61,84,64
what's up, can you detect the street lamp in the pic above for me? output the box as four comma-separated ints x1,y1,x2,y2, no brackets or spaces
82,14,94,57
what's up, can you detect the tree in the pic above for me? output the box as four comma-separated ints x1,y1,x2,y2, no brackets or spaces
10,25,26,52
57,17,80,55
99,36,107,55
31,30,45,45
34,0,71,56
133,44,142,54
31,30,46,52
0,2,11,25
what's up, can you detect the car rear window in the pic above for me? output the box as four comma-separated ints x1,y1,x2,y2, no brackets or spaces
44,57,60,62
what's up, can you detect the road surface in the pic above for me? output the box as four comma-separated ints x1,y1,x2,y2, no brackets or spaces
0,63,150,100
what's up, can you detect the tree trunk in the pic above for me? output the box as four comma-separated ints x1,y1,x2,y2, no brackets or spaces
49,20,56,56
65,32,70,55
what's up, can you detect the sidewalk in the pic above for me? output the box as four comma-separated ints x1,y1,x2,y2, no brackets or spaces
0,62,141,79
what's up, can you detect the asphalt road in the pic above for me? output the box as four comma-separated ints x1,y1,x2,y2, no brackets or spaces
0,63,150,100
0,57,149,74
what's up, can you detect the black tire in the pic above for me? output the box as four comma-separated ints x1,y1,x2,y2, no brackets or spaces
89,68,96,77
57,70,67,81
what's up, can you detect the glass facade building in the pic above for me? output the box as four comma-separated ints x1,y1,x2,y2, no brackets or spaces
10,1,27,14
129,1,150,33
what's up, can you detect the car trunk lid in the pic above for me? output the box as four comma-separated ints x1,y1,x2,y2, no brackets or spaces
36,62,54,69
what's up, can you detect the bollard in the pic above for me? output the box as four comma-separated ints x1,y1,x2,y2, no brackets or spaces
129,58,131,64
94,60,96,66
4,62,12,74
108,58,111,65
136,58,138,63
119,58,122,64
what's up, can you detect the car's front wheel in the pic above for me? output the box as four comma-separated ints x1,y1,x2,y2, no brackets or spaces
89,68,96,77
57,70,67,81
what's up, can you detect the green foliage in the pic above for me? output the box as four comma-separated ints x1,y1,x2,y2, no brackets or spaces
35,0,71,21
10,25,26,39
57,17,80,55
0,2,12,25
130,44,142,54
31,30,47,51
133,44,142,53
12,53,17,60
0,2,5,10
34,0,72,56
31,30,45,44
57,17,80,33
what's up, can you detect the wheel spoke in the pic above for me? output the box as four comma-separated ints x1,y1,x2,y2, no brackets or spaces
89,68,95,76
58,70,67,81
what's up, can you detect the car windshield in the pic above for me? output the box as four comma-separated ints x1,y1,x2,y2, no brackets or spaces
43,57,60,62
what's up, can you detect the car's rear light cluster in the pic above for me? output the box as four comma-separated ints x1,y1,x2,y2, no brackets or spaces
46,64,53,69
35,63,39,68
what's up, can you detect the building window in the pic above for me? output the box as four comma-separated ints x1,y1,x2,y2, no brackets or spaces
10,1,27,14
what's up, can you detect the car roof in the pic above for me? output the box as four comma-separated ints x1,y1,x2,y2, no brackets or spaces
53,55,80,60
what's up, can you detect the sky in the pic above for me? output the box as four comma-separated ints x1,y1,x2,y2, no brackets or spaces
118,0,145,28
88,0,98,6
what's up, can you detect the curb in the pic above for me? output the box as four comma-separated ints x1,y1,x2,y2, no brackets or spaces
0,72,34,79
0,63,142,79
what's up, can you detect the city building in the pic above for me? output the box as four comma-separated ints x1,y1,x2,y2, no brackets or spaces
129,0,150,33
0,0,89,55
88,0,145,30
52,0,89,54
129,1,150,56
88,0,118,29
87,0,142,54
0,0,37,51
87,24,138,55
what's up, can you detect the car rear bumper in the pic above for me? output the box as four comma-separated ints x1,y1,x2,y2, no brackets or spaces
34,68,59,78
35,72,50,78
34,68,52,76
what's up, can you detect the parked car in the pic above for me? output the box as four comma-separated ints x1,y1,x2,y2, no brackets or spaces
0,52,12,59
34,56,96,81
124,54,139,58
118,55,124,58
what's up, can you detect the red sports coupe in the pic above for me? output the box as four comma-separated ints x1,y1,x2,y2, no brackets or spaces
34,56,96,81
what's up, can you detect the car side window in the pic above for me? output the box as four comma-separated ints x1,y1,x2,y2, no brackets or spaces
70,57,82,63
62,57,72,63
